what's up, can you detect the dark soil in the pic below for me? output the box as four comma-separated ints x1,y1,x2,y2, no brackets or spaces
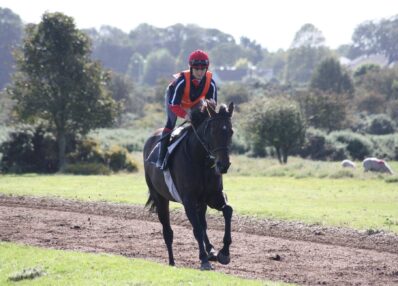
1,194,398,285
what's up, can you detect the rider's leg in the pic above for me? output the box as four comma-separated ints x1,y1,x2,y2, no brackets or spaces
156,130,171,169
156,90,176,169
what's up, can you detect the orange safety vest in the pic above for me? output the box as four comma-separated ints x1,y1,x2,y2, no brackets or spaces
180,70,212,109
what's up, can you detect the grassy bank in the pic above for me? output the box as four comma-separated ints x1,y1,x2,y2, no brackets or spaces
0,242,282,286
1,168,397,233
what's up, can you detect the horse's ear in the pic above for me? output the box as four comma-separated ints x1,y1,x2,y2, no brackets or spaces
228,102,234,117
207,101,217,117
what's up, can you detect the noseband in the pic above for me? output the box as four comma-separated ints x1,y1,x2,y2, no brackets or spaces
191,116,230,159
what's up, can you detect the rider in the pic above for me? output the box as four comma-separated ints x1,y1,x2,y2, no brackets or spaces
155,49,218,169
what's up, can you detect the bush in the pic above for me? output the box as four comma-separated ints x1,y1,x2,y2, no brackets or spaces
330,131,372,160
369,134,398,160
69,139,138,173
0,125,58,173
67,138,105,164
0,126,139,174
293,128,347,161
242,97,306,163
106,145,138,172
64,162,111,175
367,114,395,135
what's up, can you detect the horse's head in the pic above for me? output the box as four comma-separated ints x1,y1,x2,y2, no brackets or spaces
199,100,234,174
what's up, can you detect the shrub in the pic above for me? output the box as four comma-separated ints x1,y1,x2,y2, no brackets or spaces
106,145,138,172
124,157,139,172
0,125,58,173
242,97,306,163
64,162,111,175
369,134,398,160
293,128,347,161
67,138,105,164
330,131,372,160
367,114,395,135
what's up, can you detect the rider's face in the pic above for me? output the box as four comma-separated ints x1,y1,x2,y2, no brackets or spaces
192,67,207,80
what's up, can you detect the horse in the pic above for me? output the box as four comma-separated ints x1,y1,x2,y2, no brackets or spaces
143,101,234,270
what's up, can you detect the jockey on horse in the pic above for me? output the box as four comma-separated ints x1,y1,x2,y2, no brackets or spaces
155,49,218,169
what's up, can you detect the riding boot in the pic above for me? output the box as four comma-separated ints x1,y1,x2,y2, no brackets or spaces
156,133,171,170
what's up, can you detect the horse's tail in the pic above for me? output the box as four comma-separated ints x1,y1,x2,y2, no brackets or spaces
145,192,157,213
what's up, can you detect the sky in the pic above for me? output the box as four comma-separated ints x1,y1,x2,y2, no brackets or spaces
1,0,397,52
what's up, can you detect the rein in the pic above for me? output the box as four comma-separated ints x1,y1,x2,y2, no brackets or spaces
191,116,230,160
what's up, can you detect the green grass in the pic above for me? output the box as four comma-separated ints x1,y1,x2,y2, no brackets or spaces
0,173,148,205
224,176,398,232
0,242,286,286
228,155,398,180
0,168,397,233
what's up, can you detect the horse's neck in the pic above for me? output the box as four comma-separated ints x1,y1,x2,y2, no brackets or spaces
185,125,208,163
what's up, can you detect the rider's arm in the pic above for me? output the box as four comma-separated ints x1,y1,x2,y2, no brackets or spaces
168,76,187,118
205,78,217,103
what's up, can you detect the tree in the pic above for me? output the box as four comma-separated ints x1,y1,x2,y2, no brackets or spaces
285,46,332,84
87,26,134,74
349,15,398,64
8,12,118,171
355,66,398,101
126,52,144,82
209,42,246,67
107,72,134,125
129,23,162,57
219,82,250,105
0,8,23,90
290,23,326,49
243,98,306,164
310,57,354,95
239,36,264,64
298,90,348,132
142,49,175,85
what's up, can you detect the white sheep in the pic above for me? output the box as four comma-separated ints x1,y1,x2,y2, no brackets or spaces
341,159,355,168
362,157,393,174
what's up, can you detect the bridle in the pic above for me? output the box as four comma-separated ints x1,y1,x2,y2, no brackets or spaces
191,116,231,160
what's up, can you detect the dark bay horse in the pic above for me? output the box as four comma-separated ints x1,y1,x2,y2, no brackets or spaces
143,101,234,270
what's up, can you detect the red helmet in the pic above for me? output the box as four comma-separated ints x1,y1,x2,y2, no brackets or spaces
188,50,209,69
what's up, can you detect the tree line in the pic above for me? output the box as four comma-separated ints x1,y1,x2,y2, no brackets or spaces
1,8,398,172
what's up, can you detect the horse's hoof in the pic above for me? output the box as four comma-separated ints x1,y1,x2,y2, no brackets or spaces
200,261,214,271
208,249,217,261
217,252,230,265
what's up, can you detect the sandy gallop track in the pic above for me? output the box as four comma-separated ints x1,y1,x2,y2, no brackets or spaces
1,195,398,285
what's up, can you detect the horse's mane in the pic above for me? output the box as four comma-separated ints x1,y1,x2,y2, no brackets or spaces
190,101,211,127
190,99,231,128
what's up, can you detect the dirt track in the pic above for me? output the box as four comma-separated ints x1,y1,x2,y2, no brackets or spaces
1,194,398,285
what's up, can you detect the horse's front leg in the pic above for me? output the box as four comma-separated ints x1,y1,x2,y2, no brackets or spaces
217,203,233,265
184,200,213,270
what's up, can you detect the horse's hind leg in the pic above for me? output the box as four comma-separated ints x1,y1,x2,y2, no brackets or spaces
156,195,175,266
197,204,217,261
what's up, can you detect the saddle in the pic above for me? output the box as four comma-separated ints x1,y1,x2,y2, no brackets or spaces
146,126,190,168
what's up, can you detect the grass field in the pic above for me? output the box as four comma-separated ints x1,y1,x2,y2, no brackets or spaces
0,157,397,233
1,242,288,286
1,156,397,285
